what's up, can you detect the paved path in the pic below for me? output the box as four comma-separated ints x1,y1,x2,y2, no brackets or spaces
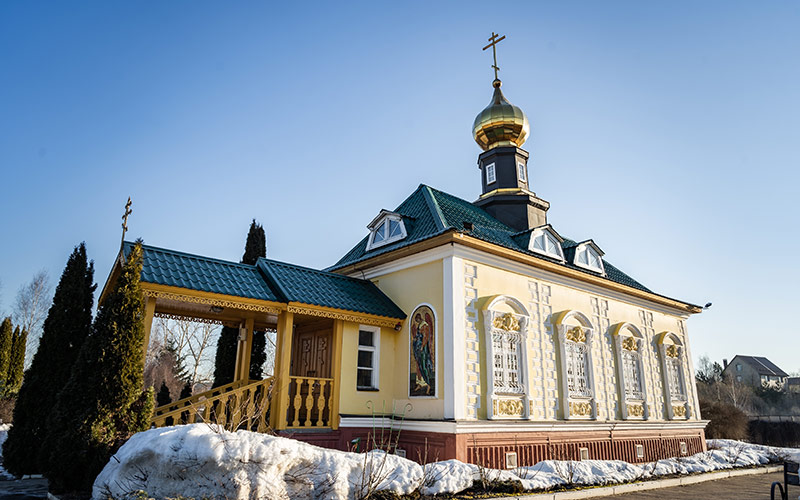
0,478,48,500
596,471,784,500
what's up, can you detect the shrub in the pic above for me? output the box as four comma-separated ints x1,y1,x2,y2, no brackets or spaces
700,398,749,440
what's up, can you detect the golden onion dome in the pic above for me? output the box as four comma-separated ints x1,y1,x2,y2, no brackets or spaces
472,79,530,151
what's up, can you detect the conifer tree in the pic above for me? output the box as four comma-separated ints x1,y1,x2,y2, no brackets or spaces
179,382,192,400
4,244,95,476
0,318,12,392
46,242,154,494
6,327,26,393
213,219,268,386
156,381,171,407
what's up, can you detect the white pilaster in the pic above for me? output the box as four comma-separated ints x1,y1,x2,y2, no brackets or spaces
443,255,466,420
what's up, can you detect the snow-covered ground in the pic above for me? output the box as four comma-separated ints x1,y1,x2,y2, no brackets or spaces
0,424,14,480
94,424,800,500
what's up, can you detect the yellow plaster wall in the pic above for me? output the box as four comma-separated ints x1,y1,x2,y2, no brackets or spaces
363,260,445,419
469,259,700,422
338,321,397,415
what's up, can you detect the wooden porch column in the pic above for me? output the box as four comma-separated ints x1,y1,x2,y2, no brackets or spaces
330,319,344,430
271,311,294,430
233,317,255,382
142,296,156,361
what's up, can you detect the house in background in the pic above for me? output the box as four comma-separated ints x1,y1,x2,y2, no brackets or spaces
722,355,789,389
787,377,800,393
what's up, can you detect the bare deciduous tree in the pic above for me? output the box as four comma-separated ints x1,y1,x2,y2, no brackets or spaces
150,317,220,388
13,270,52,366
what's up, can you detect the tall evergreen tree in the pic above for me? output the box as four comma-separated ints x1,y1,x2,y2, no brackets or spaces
156,381,171,407
213,219,268,386
46,242,154,494
241,219,266,266
6,327,26,393
0,318,12,392
4,243,95,476
179,382,192,400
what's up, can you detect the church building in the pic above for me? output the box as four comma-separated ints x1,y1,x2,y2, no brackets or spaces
107,37,707,468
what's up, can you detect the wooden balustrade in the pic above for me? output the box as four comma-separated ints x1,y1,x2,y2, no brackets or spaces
286,376,334,429
152,377,274,432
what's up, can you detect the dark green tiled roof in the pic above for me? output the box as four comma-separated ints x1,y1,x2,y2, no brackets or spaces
123,242,405,319
258,259,405,319
125,242,280,301
329,184,655,295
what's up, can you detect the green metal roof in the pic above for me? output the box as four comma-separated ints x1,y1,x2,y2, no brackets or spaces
257,259,405,319
123,242,405,320
328,184,659,295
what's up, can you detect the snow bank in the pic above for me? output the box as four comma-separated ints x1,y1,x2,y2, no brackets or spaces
94,425,799,500
93,425,422,500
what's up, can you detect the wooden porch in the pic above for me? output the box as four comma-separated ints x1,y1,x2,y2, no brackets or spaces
143,286,345,432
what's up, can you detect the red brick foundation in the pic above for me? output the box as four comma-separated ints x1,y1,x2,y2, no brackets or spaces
280,423,707,468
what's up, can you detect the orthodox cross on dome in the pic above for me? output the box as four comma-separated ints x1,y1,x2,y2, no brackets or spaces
482,32,506,82
121,196,132,247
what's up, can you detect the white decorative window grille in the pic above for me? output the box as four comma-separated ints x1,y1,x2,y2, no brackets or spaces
666,357,686,401
566,340,591,398
486,163,496,184
491,329,524,394
622,350,643,400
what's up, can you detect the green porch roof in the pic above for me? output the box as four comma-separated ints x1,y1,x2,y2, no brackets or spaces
123,242,405,320
329,184,684,300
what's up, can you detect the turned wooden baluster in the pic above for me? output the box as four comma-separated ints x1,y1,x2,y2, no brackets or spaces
292,378,302,427
314,381,325,427
304,379,315,427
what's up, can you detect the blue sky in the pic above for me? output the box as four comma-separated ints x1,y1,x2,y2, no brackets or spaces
1,1,798,373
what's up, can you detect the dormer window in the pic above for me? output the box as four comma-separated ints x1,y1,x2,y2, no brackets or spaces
573,241,605,275
529,226,564,261
366,210,407,251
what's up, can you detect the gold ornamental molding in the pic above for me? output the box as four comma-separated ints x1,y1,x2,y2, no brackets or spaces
622,336,638,352
665,344,680,358
569,400,592,417
493,398,524,417
286,303,402,329
672,405,687,418
492,312,521,332
142,285,283,315
566,326,587,344
627,403,645,418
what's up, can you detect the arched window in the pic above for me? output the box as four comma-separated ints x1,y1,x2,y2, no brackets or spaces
483,296,530,419
611,323,647,419
658,332,689,419
554,310,596,419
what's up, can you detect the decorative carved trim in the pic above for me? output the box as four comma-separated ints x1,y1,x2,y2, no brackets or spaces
672,404,687,418
154,312,224,326
492,312,521,332
569,400,592,417
627,403,645,418
144,289,282,315
286,304,398,328
622,336,638,352
665,344,680,358
493,398,525,417
566,325,587,343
